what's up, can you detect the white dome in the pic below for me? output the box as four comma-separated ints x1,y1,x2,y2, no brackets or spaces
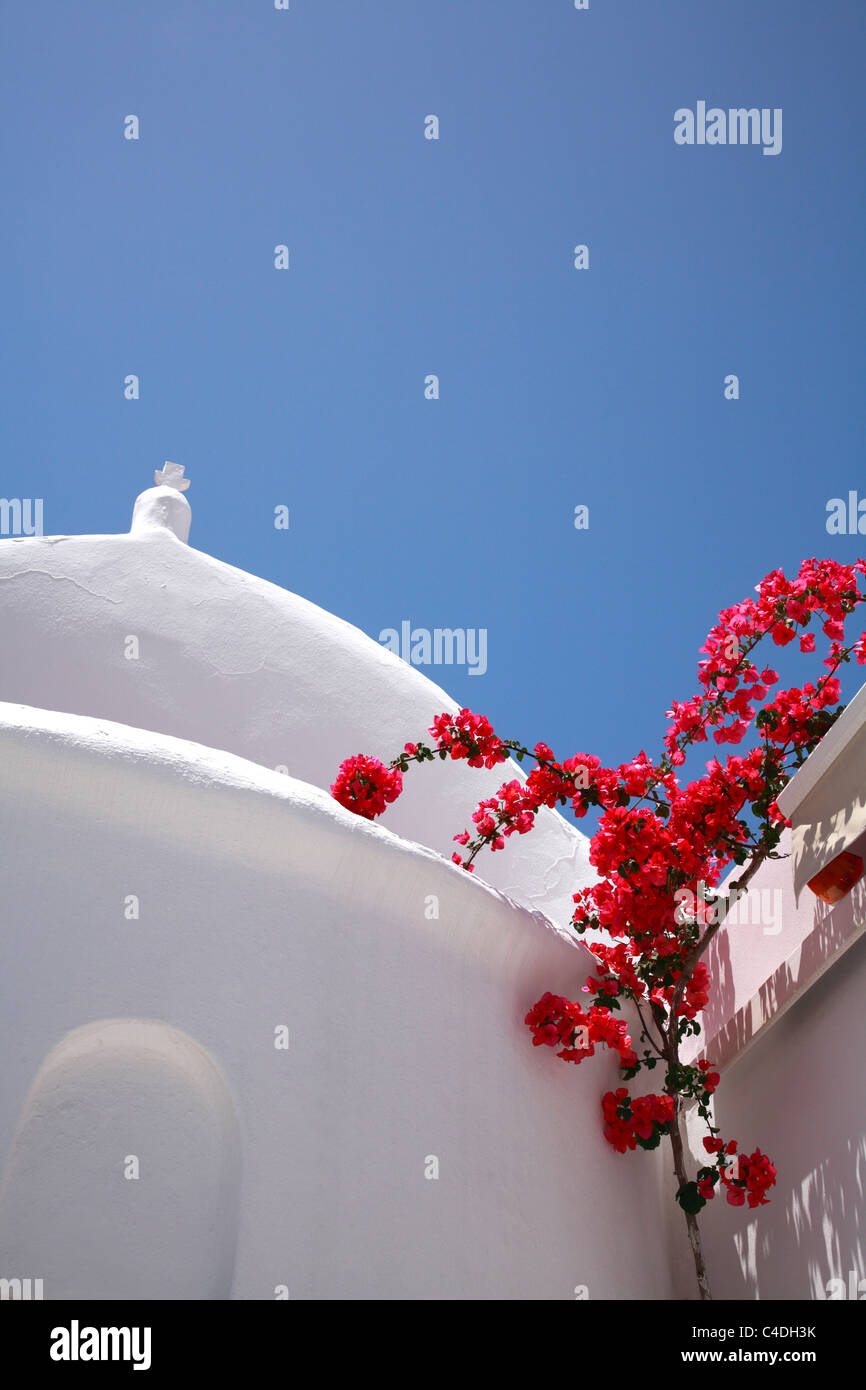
0,485,591,924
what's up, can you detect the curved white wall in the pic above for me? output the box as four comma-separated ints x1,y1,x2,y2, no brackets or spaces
0,524,591,927
0,703,674,1300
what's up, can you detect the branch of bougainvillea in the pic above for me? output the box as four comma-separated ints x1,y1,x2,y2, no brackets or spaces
385,627,862,860
659,575,866,782
632,996,667,1059
328,559,866,1306
665,573,856,806
667,1096,714,1300
388,734,586,797
653,661,770,782
644,637,859,852
655,631,767,759
667,847,771,1021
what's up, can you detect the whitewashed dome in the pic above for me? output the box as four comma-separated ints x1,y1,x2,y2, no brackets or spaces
0,471,591,923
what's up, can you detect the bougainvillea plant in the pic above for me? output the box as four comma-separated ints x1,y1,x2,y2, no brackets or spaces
331,559,866,1300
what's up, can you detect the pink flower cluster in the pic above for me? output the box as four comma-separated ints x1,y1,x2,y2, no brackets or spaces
700,1138,777,1208
602,1089,675,1153
666,558,865,759
330,754,403,820
675,960,710,1020
429,709,507,768
524,992,637,1068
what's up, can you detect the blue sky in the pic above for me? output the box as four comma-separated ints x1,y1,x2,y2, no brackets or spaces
3,1,865,789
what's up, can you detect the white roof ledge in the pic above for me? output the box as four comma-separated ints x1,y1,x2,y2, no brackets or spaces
682,684,866,1072
776,678,866,902
777,677,866,821
695,871,866,1075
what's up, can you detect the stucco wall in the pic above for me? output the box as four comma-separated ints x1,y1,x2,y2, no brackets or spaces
0,526,591,928
680,832,866,1074
682,918,866,1300
0,704,676,1300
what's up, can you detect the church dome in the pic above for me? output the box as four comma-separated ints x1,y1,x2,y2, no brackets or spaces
0,473,591,924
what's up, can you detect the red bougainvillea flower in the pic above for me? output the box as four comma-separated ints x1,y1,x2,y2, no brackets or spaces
740,1148,777,1207
330,755,403,820
697,1059,721,1092
718,1146,776,1208
601,1089,675,1153
525,993,638,1069
429,709,507,768
332,558,864,1258
676,960,711,1019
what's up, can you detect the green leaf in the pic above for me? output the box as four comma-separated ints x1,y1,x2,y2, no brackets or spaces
635,1129,663,1151
676,1181,707,1216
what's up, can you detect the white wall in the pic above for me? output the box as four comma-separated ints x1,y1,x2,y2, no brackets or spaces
680,833,866,1073
0,704,676,1300
0,527,591,928
683,918,866,1300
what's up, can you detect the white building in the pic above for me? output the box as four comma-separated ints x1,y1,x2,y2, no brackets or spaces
0,471,862,1300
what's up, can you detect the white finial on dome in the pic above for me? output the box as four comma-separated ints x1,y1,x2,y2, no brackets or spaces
131,462,192,543
154,461,190,491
